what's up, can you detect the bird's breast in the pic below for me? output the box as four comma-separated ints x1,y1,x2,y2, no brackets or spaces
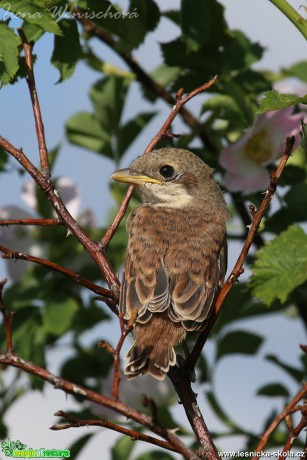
128,204,224,251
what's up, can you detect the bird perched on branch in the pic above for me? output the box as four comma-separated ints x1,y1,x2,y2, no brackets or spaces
111,148,229,380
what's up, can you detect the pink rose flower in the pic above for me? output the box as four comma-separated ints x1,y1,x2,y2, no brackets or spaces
219,108,302,193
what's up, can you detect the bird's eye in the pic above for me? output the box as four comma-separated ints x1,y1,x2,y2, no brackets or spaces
159,165,174,178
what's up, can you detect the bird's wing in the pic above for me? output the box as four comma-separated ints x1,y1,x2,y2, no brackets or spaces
120,206,227,331
167,236,227,330
119,207,170,323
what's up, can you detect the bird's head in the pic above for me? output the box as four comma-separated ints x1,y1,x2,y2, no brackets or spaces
111,148,225,210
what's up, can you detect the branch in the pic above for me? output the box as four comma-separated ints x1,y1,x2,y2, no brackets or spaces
168,367,220,460
0,218,60,226
0,243,116,313
0,136,120,295
51,410,178,454
0,278,13,352
254,383,307,456
100,78,217,248
278,415,307,459
189,135,296,370
112,313,134,400
18,29,50,175
0,352,200,460
74,8,217,154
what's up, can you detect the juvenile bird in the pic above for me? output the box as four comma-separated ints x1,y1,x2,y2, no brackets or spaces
111,148,229,380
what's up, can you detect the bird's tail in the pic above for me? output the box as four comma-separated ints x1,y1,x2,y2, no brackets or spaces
124,314,185,380
125,339,176,380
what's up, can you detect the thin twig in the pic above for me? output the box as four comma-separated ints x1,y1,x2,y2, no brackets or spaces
74,8,217,154
0,352,200,460
168,366,220,459
0,244,117,313
51,410,177,453
18,29,50,175
112,314,133,400
253,383,307,456
189,136,296,371
0,136,120,295
0,278,14,352
0,218,60,226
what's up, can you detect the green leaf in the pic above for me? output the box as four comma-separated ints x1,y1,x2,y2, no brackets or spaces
287,61,307,82
61,346,113,387
0,0,62,35
43,297,79,335
201,94,242,120
117,111,156,157
116,0,160,52
21,22,44,42
0,24,20,86
250,226,307,305
90,77,130,130
181,0,227,51
206,391,242,432
257,383,289,398
111,435,136,460
256,90,307,114
0,146,8,171
66,111,113,157
8,307,46,366
68,433,94,460
224,30,264,70
51,19,82,82
143,64,181,102
266,354,304,382
279,165,306,186
73,301,110,336
216,330,263,360
197,353,209,383
212,283,284,334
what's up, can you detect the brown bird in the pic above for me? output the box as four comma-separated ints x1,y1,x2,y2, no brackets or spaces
111,148,229,380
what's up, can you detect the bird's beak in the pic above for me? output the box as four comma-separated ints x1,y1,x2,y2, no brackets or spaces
110,168,163,186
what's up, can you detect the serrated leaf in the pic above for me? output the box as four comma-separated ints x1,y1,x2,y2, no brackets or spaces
250,226,307,305
43,297,79,335
256,90,307,114
21,22,44,42
116,0,160,52
0,24,20,86
216,330,263,360
257,383,289,397
181,0,227,51
0,0,62,35
111,435,135,460
51,19,82,82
